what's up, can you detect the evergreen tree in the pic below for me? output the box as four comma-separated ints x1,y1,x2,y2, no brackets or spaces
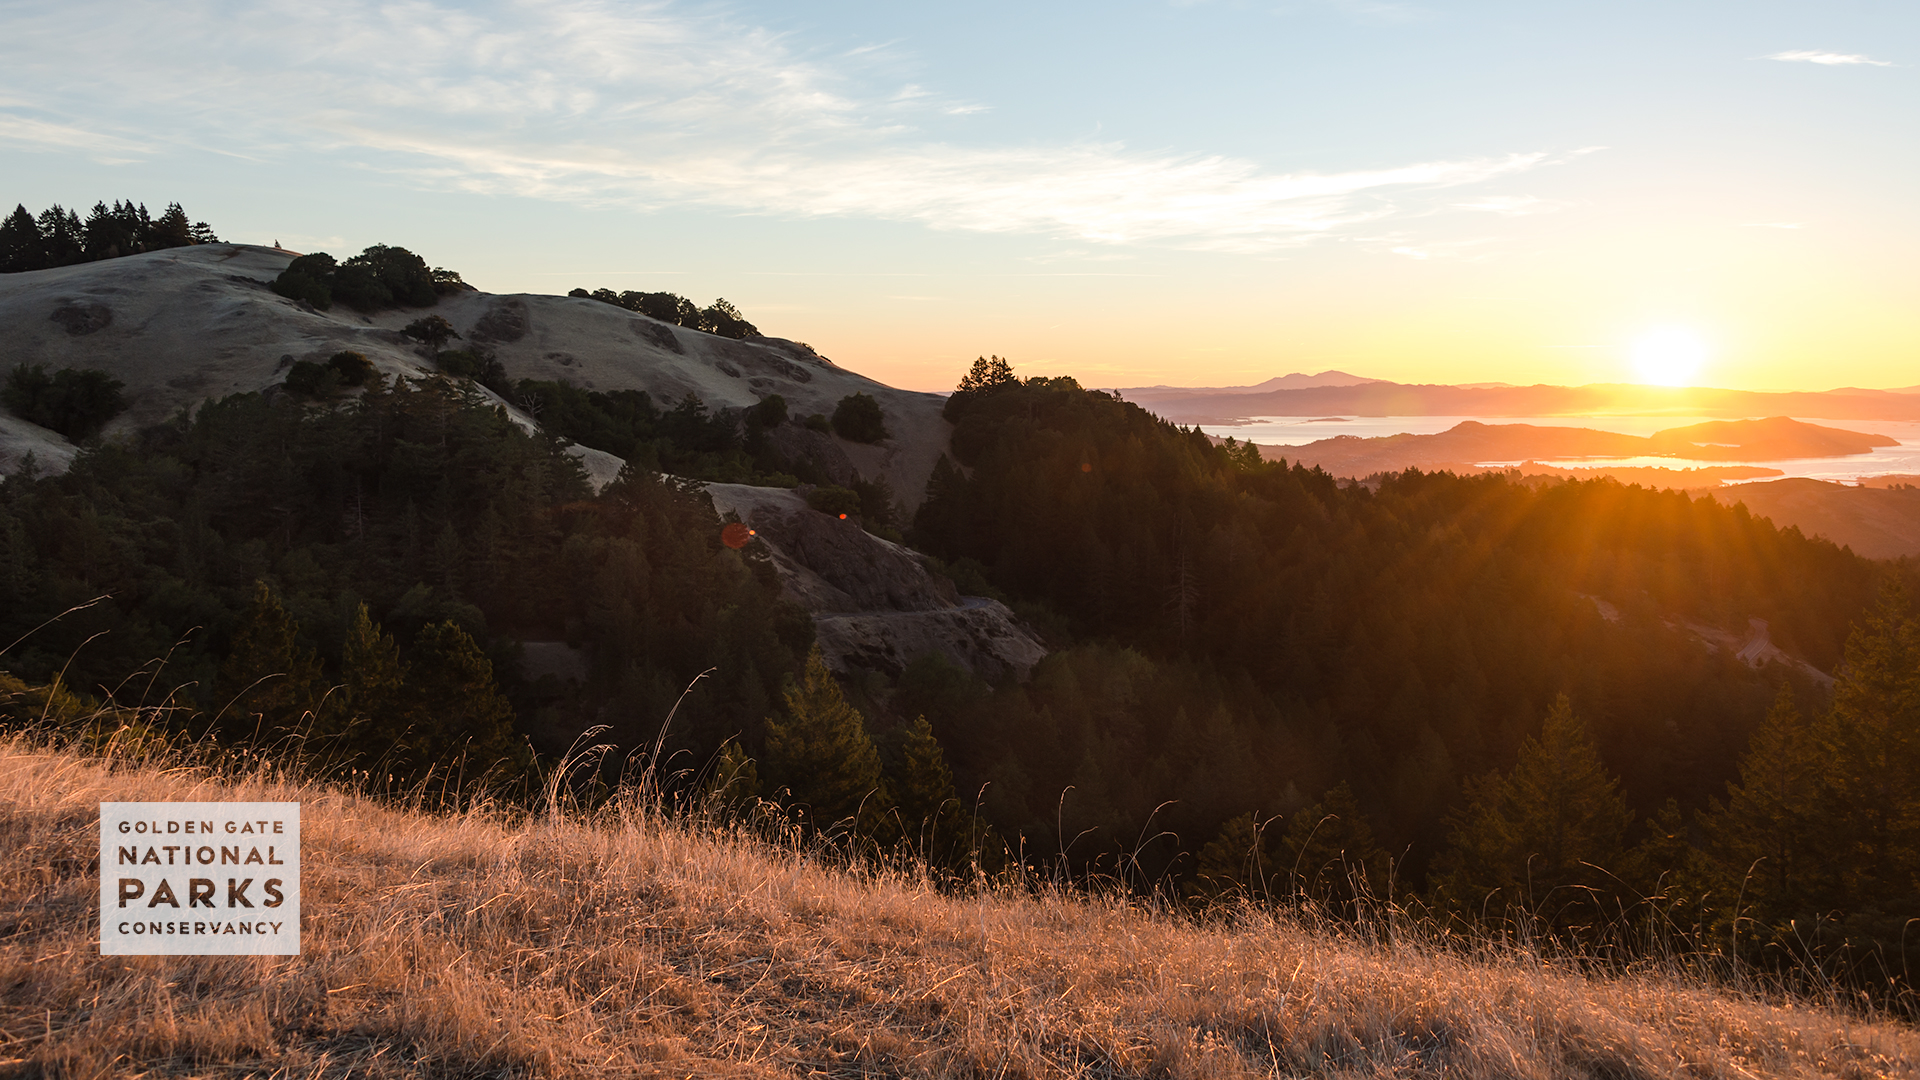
888,715,971,862
1699,687,1822,930
1696,593,1920,964
1432,694,1634,934
149,203,193,248
955,354,1017,395
705,736,762,808
1187,811,1279,902
764,645,887,830
35,206,83,266
215,581,322,740
1816,587,1920,912
1282,782,1389,913
399,619,526,778
0,205,42,272
324,602,406,755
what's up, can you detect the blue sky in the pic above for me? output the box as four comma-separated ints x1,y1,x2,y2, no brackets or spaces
2,0,1913,392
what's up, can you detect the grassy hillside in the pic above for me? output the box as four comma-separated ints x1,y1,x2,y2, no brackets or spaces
2,738,1913,1079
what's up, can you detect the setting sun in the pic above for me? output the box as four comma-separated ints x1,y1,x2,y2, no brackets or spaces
1630,328,1711,387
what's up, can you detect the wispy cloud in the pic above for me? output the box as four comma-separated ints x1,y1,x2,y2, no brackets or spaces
0,0,1558,252
0,112,153,161
1741,222,1803,229
1451,195,1558,216
1763,50,1895,67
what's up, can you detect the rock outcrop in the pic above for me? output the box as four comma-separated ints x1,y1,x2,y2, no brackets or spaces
707,484,1047,682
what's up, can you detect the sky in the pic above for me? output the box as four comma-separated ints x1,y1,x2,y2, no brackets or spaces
1,0,1914,393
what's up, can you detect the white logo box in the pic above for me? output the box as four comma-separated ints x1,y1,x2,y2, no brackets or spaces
99,802,300,955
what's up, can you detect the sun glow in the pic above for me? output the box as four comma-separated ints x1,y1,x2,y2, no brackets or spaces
1630,328,1710,387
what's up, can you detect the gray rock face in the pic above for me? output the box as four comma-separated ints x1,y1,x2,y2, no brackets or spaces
707,483,1045,681
760,423,858,485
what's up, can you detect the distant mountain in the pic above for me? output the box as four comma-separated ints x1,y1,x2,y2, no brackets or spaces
1124,379,1920,423
1116,369,1380,399
1252,417,1898,479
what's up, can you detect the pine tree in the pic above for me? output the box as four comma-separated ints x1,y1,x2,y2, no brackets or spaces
889,715,969,863
1432,694,1634,934
764,645,886,830
956,355,1016,394
705,736,762,809
1699,687,1822,928
321,602,406,758
400,619,525,778
1282,782,1389,913
35,206,82,266
0,205,43,273
149,203,193,248
1816,587,1920,912
1186,811,1279,902
216,581,322,741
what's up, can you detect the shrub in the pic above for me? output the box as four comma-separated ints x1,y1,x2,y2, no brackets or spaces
402,314,460,355
748,394,789,429
2,363,126,440
570,288,760,338
436,348,507,391
831,392,888,443
326,351,375,386
803,413,831,434
282,360,339,398
271,252,336,309
805,485,862,518
272,245,448,313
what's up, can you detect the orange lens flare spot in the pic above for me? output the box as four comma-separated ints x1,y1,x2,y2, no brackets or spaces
838,513,848,520
1081,462,1092,472
720,522,753,549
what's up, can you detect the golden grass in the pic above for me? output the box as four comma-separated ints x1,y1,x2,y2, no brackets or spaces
0,738,1913,1079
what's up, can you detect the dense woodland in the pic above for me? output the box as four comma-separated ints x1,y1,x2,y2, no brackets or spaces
0,199,218,272
902,358,1919,984
3,240,1917,992
0,377,810,777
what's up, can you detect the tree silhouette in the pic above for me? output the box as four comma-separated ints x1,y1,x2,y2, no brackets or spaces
403,315,460,358
1282,782,1389,914
399,619,526,779
956,355,1016,394
0,205,41,272
764,645,886,830
1433,694,1633,932
1187,811,1279,903
216,581,323,741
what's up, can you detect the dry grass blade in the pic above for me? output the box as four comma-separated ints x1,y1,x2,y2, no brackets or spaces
0,735,1913,1079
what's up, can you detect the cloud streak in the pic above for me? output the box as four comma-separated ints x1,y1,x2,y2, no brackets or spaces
0,0,1560,251
1764,50,1895,67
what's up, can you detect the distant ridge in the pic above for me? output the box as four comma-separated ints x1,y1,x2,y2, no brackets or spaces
1121,379,1920,424
1117,370,1380,398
